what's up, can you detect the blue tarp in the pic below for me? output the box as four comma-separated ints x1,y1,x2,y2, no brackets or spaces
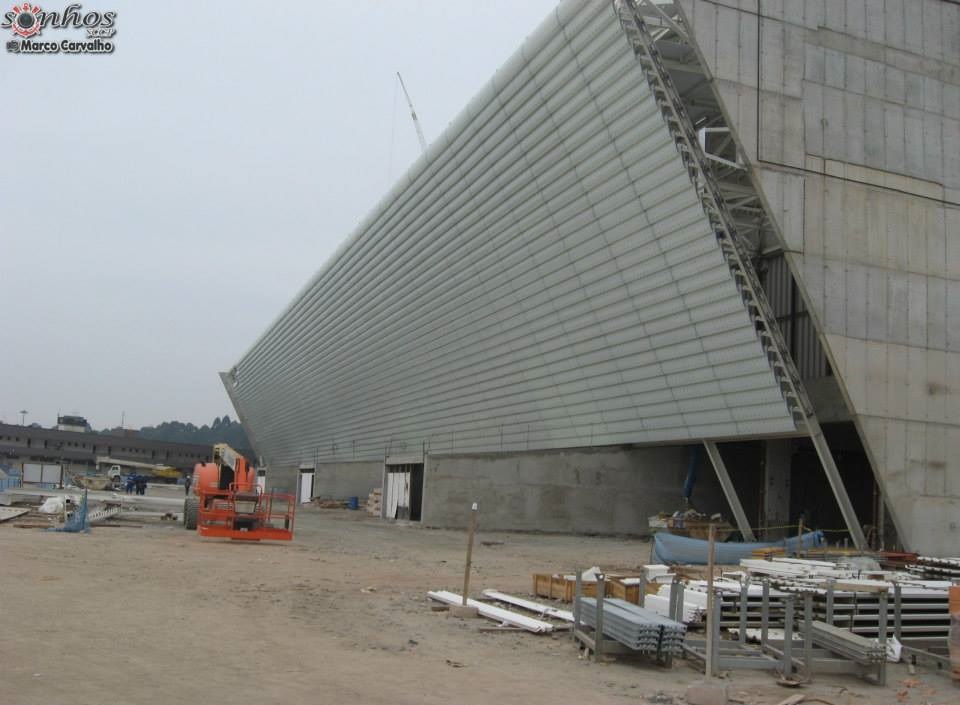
652,529,825,565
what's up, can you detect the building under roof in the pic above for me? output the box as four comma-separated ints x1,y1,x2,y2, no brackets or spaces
224,1,959,555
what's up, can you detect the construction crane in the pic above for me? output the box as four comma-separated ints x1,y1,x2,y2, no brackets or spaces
397,72,428,153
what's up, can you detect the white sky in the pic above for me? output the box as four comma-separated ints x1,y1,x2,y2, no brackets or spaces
1,0,559,430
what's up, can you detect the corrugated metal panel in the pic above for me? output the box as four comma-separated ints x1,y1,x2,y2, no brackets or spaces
760,255,829,380
225,1,797,469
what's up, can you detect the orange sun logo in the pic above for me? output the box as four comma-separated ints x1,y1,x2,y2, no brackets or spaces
9,4,41,38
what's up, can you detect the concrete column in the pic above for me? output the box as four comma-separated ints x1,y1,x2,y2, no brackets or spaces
763,439,792,539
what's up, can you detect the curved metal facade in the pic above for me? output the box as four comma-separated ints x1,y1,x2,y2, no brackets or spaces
224,1,796,471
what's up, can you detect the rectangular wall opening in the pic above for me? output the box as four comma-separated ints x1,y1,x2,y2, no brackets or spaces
383,462,423,521
298,468,315,504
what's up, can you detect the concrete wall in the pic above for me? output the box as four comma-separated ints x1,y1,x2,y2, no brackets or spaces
678,0,960,555
313,461,382,500
262,461,382,500
421,445,729,534
263,465,297,495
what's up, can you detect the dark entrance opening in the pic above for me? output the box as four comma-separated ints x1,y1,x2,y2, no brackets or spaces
384,462,424,521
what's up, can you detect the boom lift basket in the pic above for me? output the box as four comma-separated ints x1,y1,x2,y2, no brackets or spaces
197,484,295,541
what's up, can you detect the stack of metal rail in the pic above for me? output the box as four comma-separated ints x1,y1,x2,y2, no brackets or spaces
810,621,886,663
733,557,950,641
906,556,960,580
684,579,791,629
784,583,949,641
578,597,686,655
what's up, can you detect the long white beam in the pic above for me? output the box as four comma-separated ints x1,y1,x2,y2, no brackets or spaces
481,590,574,621
427,591,554,633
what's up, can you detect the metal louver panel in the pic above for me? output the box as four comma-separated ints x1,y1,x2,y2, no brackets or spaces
224,1,797,469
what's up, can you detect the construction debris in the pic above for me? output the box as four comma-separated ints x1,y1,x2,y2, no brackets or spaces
87,504,122,525
38,495,75,514
0,507,30,522
648,509,734,541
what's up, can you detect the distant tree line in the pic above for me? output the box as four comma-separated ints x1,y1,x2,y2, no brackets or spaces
99,415,252,449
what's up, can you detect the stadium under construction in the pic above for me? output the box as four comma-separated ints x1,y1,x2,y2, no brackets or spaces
222,1,960,555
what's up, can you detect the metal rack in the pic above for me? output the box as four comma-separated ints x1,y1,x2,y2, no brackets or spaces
571,571,679,666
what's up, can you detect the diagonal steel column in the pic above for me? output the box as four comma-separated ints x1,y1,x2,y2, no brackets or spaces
806,417,868,549
702,441,755,541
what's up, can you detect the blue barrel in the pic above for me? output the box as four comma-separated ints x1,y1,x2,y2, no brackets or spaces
348,496,359,510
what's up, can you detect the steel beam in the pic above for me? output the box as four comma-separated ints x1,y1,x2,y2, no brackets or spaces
703,441,756,541
807,418,867,549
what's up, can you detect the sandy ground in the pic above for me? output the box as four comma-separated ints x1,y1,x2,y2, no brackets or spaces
2,495,953,705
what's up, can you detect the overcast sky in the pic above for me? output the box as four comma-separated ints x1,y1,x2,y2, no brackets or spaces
1,0,559,430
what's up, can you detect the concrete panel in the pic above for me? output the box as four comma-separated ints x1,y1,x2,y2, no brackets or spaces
762,439,792,538
678,0,960,553
313,461,382,500
421,445,728,534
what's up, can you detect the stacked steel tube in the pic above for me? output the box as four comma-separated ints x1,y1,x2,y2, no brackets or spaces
810,621,886,663
578,598,686,655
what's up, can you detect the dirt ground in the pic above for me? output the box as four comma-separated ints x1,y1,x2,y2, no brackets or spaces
2,496,953,705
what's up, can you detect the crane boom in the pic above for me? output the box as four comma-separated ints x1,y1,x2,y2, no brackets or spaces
212,442,243,472
397,72,428,153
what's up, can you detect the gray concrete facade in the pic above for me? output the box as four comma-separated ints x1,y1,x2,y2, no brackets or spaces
762,438,791,538
421,445,727,534
675,0,960,554
311,461,383,500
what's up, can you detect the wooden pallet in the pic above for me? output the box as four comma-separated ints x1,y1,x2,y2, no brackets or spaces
366,488,382,516
532,573,641,604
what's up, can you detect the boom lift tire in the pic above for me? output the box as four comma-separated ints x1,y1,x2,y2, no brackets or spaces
183,496,199,530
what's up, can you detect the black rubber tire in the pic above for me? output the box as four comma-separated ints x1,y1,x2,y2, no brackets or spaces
183,496,199,530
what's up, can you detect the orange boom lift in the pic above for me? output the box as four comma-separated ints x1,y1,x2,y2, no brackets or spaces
183,443,295,541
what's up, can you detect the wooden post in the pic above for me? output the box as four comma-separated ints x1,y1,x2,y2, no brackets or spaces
705,523,717,678
461,502,478,605
796,517,804,558
572,569,582,643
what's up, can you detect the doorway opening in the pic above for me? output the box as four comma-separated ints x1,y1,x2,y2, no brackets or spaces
298,467,315,504
383,462,423,521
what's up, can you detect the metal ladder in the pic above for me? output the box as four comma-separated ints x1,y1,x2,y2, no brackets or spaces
614,0,866,548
